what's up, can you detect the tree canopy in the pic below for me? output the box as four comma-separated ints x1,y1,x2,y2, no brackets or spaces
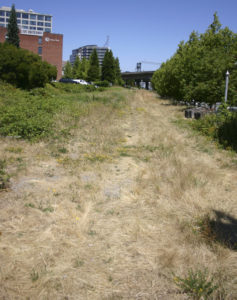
0,43,57,89
87,49,100,82
152,13,237,105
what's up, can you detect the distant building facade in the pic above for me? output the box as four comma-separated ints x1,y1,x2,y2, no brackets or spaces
0,6,63,79
0,6,52,35
70,45,108,65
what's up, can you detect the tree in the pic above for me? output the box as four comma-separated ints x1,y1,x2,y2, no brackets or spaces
87,49,100,82
101,50,115,83
72,56,81,78
6,4,20,48
80,57,90,80
151,13,237,105
63,61,73,78
114,57,123,85
0,43,56,89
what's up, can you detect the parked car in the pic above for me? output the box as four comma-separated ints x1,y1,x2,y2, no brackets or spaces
73,79,89,85
59,78,77,84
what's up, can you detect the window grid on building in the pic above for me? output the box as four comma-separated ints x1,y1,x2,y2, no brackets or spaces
0,6,52,35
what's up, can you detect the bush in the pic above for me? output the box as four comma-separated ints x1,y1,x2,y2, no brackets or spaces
192,104,237,151
0,43,57,89
93,80,110,87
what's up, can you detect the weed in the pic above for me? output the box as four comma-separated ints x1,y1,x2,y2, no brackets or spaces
173,269,218,299
30,269,39,282
38,204,54,213
5,146,23,153
24,203,35,208
84,153,111,162
0,159,10,190
58,147,68,154
88,230,96,236
74,258,84,268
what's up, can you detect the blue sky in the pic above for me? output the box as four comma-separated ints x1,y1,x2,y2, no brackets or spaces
2,0,237,71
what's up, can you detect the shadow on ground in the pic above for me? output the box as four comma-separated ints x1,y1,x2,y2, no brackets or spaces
209,210,237,250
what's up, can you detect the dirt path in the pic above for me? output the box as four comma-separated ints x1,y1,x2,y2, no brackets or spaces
0,89,237,299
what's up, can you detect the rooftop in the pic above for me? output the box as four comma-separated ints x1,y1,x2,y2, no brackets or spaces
0,6,52,16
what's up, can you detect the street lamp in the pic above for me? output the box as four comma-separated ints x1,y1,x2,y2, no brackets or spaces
225,70,230,103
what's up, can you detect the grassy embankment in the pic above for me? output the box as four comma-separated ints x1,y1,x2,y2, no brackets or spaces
0,83,236,299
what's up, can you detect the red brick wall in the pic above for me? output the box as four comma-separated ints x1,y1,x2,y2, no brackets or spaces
0,27,63,79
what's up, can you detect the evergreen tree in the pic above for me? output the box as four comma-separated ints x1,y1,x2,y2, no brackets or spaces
63,61,73,78
101,50,115,83
114,57,123,85
72,56,81,78
87,49,100,82
6,4,20,48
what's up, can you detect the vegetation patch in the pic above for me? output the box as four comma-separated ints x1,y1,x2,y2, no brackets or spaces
173,269,218,299
0,159,10,190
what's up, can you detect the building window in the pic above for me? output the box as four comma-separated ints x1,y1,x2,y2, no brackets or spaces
45,28,51,32
0,11,4,16
37,27,43,31
0,17,4,22
45,22,51,27
22,25,28,29
30,26,36,30
6,18,9,23
22,20,28,24
38,47,42,55
16,12,21,18
30,21,36,25
37,21,43,26
37,15,44,20
22,13,29,19
45,16,51,21
38,36,42,44
17,19,21,24
6,12,10,17
30,14,36,20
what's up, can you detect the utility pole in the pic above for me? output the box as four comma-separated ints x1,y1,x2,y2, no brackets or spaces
225,70,229,103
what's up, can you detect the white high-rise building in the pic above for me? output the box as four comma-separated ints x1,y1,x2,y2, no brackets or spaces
0,6,52,36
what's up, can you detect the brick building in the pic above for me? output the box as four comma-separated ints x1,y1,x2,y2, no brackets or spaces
0,7,63,79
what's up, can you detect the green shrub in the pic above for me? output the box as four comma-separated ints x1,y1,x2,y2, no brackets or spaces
0,43,57,89
94,80,110,87
192,104,237,151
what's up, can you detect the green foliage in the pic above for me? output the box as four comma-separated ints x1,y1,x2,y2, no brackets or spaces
87,49,100,82
0,82,126,141
0,43,57,89
174,269,218,299
102,49,116,83
72,56,81,78
0,159,10,190
6,4,20,48
152,13,237,105
63,61,73,78
94,80,110,87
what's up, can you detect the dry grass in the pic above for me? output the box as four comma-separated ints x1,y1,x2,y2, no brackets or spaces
0,88,237,299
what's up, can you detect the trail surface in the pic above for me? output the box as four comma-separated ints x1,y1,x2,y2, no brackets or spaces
0,89,236,299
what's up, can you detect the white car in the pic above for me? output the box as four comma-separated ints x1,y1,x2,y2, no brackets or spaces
73,79,88,85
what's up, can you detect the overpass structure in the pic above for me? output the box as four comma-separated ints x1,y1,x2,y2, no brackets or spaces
121,71,155,89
